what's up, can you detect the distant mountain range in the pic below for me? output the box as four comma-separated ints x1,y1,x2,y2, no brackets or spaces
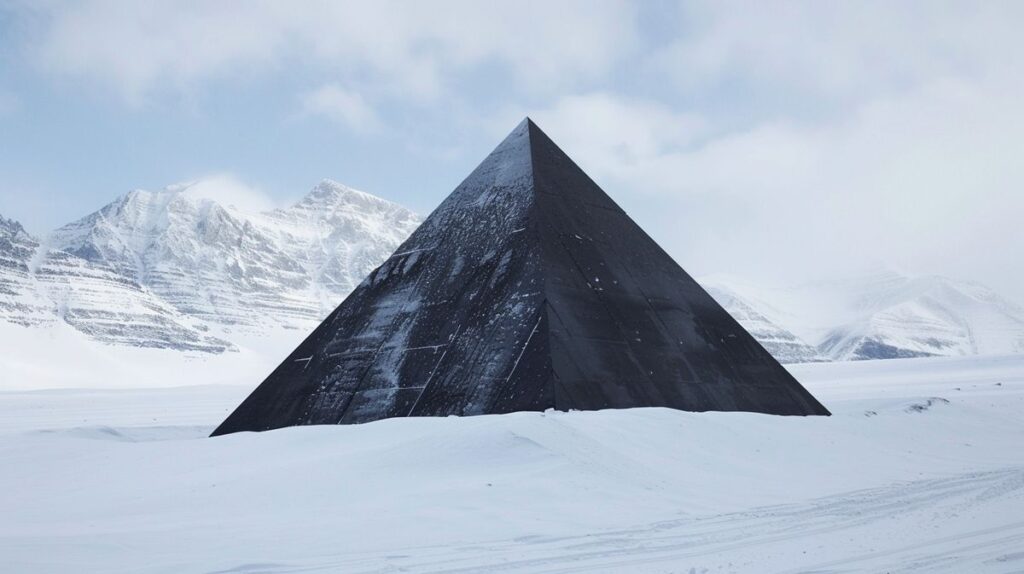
0,180,420,353
3,182,1023,365
701,272,1024,362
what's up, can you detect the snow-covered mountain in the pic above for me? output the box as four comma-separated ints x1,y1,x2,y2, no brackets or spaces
0,215,51,326
703,284,826,363
6,210,223,352
704,271,1024,362
0,180,421,353
816,273,1024,360
4,185,1023,366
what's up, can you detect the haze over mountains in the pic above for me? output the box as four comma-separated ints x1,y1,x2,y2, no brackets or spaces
2,180,1023,374
703,272,1024,362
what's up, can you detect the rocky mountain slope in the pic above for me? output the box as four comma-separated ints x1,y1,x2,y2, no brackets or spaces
704,271,1024,362
0,180,421,353
816,273,1024,360
702,285,826,363
0,215,50,326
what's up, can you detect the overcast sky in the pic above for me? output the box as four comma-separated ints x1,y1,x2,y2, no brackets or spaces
1,1,1022,301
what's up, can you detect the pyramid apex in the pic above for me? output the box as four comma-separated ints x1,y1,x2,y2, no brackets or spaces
493,116,554,160
521,116,542,132
508,116,541,135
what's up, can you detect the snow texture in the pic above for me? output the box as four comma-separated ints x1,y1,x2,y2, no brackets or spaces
1,354,1022,572
0,180,421,353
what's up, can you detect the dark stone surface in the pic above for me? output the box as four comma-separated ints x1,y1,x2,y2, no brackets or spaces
212,119,829,436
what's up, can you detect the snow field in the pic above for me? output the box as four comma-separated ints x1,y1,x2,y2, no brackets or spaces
1,354,1023,573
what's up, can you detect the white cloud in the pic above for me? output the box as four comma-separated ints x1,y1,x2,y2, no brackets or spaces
179,174,280,213
25,0,638,104
513,94,708,170
656,1,1024,105
9,0,1024,300
526,76,1024,296
300,85,380,133
503,3,1024,298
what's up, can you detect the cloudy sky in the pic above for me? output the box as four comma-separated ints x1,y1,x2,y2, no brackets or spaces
1,1,1022,301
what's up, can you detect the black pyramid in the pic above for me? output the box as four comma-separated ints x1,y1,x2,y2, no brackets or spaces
212,119,828,436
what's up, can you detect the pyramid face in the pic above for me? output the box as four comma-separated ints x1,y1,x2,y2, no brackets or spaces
212,119,828,436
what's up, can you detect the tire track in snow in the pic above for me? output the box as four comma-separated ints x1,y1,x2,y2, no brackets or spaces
316,467,1024,574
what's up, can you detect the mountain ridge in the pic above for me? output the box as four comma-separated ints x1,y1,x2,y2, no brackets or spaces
702,271,1024,361
3,186,1023,365
0,180,422,353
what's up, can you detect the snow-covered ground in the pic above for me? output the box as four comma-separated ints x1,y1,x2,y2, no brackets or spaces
2,355,1023,573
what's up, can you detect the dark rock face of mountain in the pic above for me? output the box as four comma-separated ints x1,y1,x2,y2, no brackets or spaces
212,119,829,435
